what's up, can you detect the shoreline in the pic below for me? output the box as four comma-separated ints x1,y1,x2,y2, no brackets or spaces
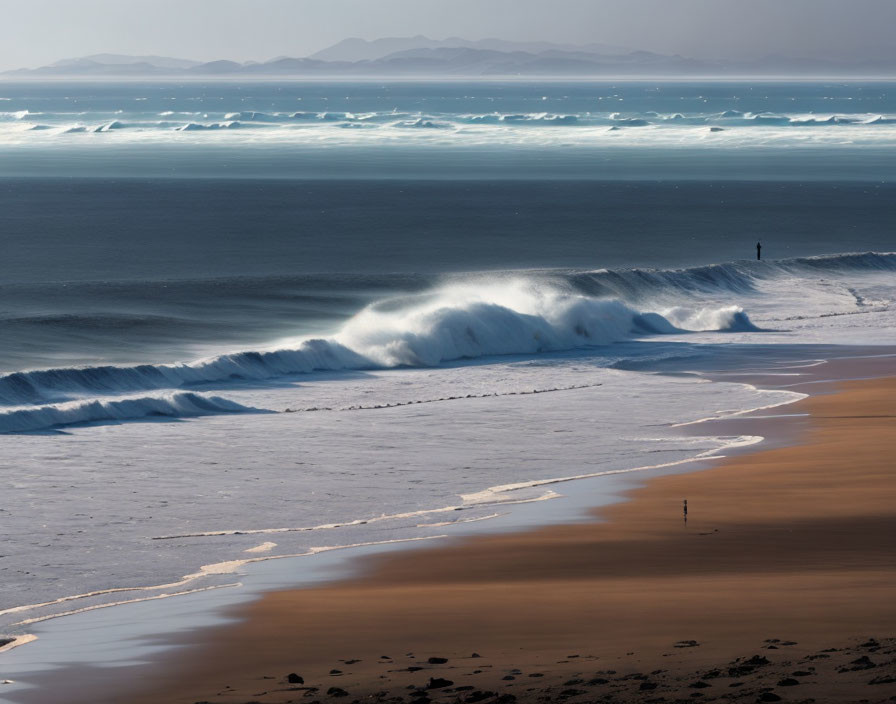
27,362,893,704
1,351,815,640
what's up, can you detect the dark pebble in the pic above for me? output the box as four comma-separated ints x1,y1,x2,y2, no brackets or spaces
327,688,349,698
287,673,304,684
869,675,896,685
757,694,781,702
427,678,454,690
778,678,799,686
427,657,448,664
839,656,877,672
330,670,343,675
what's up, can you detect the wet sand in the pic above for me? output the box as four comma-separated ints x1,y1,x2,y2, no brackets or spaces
25,375,896,703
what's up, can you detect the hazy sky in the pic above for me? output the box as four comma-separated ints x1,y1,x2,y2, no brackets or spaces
1,0,894,70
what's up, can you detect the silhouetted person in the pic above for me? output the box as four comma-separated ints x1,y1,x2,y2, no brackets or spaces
683,499,688,525
757,241,762,261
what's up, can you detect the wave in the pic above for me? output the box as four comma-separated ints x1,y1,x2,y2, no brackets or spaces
8,109,896,141
0,293,743,407
393,118,452,129
460,113,579,125
177,121,242,131
222,111,278,122
1,252,891,409
0,391,262,434
565,251,896,301
611,116,652,127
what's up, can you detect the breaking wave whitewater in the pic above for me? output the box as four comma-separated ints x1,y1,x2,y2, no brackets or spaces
1,252,893,430
6,107,896,136
0,392,262,434
0,284,757,413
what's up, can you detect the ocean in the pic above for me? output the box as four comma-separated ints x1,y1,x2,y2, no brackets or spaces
1,80,896,643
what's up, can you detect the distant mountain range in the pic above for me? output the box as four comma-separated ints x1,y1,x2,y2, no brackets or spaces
308,36,634,62
6,37,896,78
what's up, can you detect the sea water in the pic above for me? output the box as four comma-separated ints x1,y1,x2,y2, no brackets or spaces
1,80,896,642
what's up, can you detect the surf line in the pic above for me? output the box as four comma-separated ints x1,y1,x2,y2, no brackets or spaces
283,382,603,414
151,493,558,541
9,536,448,629
154,435,761,544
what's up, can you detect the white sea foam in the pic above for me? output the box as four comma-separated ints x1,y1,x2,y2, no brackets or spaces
244,542,277,553
151,490,560,542
459,434,764,504
4,105,896,149
7,536,447,628
0,634,37,653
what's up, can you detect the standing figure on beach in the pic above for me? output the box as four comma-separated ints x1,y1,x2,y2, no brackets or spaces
683,499,688,525
756,241,762,261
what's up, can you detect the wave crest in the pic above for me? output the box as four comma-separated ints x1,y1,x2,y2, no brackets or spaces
0,392,261,434
2,252,890,410
0,284,754,406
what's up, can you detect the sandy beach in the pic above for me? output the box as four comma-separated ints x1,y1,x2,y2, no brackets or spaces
41,372,882,704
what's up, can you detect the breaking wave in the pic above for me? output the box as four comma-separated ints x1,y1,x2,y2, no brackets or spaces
8,107,896,140
0,292,752,408
1,252,891,413
565,251,896,301
177,121,243,131
0,392,262,434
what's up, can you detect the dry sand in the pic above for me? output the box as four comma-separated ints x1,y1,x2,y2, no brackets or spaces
45,376,896,703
